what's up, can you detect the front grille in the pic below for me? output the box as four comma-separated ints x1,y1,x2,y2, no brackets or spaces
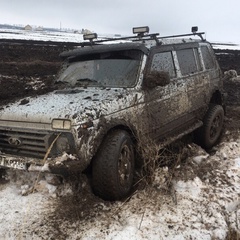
0,128,50,159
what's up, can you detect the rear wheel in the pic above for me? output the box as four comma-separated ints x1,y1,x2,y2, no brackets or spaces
92,130,135,201
196,104,224,149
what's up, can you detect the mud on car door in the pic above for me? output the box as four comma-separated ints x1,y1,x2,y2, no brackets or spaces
143,47,190,141
175,45,210,120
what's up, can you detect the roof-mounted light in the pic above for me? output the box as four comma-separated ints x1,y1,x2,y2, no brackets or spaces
191,26,198,33
83,33,98,41
133,26,149,36
191,26,205,40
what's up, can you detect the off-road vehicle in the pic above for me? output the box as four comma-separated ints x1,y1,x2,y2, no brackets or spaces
0,26,225,200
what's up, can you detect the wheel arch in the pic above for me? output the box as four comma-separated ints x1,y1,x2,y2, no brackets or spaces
209,89,226,113
106,124,137,143
89,123,138,168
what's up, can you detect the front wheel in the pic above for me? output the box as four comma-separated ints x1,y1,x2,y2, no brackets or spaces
196,104,224,149
92,130,135,201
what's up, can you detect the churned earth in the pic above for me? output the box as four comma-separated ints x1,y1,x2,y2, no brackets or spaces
0,40,239,239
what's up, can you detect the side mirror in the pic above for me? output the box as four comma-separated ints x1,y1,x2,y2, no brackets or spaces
144,71,170,89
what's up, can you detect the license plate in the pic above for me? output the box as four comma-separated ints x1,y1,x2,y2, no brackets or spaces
0,155,27,170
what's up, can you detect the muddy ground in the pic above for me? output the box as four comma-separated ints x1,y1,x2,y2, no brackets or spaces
0,40,73,106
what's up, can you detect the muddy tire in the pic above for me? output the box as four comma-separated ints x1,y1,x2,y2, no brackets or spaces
92,130,135,201
196,104,224,149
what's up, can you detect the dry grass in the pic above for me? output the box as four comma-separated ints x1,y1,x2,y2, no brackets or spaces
134,128,190,190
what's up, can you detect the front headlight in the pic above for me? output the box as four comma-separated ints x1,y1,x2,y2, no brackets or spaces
52,119,71,130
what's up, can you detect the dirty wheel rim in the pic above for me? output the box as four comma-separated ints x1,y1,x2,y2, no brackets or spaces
210,113,222,140
118,142,132,187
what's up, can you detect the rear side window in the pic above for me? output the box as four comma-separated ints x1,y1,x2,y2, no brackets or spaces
151,51,176,78
176,48,198,75
201,46,215,70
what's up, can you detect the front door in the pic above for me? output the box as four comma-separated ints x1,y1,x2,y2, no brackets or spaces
143,46,189,141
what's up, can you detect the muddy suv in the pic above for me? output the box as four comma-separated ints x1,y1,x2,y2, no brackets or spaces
0,26,224,200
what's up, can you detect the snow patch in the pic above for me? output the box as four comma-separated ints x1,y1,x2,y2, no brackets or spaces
55,152,77,164
192,154,209,164
173,177,203,197
234,157,240,167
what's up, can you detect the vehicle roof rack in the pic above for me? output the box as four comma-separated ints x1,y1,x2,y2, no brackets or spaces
158,26,205,41
82,26,160,46
93,33,159,44
81,26,205,47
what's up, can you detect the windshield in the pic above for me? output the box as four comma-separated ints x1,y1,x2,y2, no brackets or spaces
56,50,142,88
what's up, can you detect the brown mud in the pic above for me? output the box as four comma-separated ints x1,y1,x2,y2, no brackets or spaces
0,41,73,106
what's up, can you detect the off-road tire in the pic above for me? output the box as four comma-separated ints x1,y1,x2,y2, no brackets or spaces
92,130,135,201
197,104,224,149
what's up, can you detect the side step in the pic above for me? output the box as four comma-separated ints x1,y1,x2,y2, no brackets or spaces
159,120,203,148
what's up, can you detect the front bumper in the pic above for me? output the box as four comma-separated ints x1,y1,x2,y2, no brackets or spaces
0,153,82,176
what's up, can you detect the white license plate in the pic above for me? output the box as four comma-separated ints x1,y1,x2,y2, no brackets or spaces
0,155,27,170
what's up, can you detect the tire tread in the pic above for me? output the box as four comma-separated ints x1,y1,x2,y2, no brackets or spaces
92,130,134,200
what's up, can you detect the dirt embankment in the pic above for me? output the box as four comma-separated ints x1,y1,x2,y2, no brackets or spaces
214,49,240,106
213,52,240,110
0,41,76,106
215,48,240,74
0,42,65,76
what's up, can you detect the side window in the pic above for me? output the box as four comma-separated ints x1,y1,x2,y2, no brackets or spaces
176,48,198,75
201,46,215,70
150,51,176,78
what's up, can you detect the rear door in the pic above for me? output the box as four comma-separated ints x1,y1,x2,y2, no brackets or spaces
175,43,208,119
175,43,212,122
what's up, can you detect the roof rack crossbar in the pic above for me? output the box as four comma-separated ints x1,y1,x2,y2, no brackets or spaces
159,32,205,41
91,33,159,44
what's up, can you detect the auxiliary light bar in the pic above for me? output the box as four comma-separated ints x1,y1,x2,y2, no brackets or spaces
133,26,149,35
83,33,98,41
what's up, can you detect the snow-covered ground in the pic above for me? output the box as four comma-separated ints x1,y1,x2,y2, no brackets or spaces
0,28,83,43
1,27,240,50
212,42,240,51
0,131,239,239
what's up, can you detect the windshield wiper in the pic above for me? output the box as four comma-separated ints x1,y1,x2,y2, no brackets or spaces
75,78,100,87
77,78,98,83
54,80,69,84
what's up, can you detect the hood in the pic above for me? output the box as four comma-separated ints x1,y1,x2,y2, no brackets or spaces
0,87,136,124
